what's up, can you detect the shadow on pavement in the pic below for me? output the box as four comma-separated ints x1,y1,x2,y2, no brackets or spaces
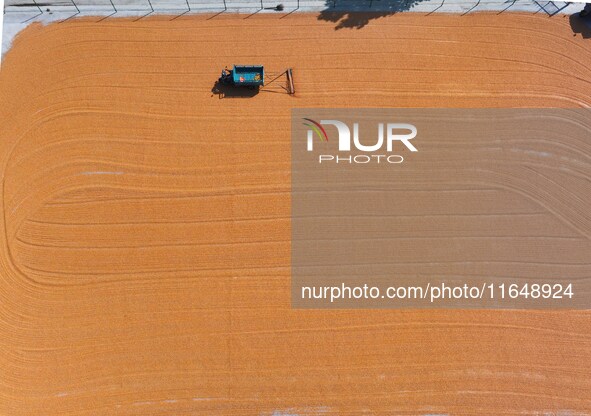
570,12,591,39
317,0,427,29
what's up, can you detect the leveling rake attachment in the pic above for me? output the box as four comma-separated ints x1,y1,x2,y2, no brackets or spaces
286,68,295,95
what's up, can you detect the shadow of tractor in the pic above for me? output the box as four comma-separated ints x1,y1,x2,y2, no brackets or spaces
211,81,260,98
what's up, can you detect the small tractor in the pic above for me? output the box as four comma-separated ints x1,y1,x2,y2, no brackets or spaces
219,65,265,89
216,65,295,95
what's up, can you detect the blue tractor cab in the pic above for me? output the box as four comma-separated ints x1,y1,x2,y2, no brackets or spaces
220,65,264,88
